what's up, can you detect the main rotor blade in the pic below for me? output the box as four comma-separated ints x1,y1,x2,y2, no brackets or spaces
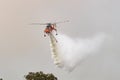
30,20,69,25
54,20,69,24
30,23,49,25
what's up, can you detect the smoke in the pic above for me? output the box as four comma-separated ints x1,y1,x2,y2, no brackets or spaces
49,33,106,71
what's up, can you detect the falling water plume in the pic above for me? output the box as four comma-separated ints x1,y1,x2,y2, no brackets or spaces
49,33,106,71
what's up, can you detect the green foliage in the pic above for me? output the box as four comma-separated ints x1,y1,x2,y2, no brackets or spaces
24,71,57,80
0,78,3,80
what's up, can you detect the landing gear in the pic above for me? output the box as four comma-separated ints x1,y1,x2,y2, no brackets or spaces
44,34,46,37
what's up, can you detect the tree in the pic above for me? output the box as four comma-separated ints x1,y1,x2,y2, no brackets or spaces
0,78,3,80
24,71,57,80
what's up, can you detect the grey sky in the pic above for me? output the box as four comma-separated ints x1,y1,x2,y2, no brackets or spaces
0,0,120,80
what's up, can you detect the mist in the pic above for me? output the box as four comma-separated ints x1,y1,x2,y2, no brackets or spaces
50,33,106,71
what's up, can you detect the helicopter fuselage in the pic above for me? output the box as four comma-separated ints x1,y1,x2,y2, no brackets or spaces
44,24,57,37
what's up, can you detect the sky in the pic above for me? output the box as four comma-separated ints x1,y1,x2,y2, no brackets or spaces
0,0,120,80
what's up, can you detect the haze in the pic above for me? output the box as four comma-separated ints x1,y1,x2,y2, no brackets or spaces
0,0,120,80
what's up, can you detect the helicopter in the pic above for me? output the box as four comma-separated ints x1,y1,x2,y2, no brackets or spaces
31,20,69,37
